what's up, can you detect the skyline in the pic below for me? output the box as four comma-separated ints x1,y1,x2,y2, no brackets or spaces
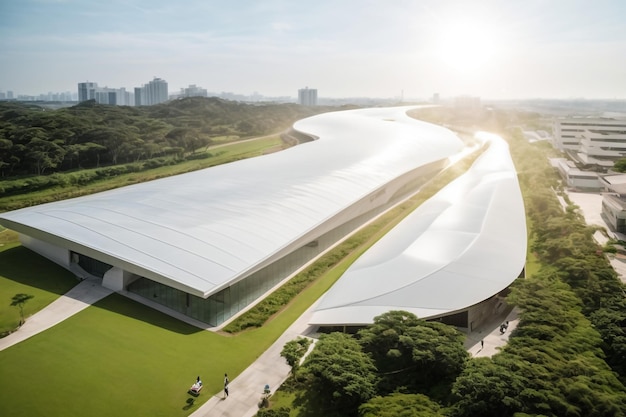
1,0,626,100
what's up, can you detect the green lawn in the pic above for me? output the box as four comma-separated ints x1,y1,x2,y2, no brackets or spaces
0,244,78,334
0,237,355,417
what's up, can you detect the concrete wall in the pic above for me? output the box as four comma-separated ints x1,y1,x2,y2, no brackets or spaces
103,267,139,292
20,234,70,268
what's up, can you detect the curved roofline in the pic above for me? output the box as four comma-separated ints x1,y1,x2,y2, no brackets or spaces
309,132,527,326
0,106,465,298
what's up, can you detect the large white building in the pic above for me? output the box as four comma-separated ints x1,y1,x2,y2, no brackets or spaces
0,107,526,329
0,106,467,326
310,133,527,330
553,118,626,169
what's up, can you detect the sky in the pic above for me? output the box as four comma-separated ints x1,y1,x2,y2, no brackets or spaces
1,0,626,100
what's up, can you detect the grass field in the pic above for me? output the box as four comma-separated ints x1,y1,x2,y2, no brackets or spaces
0,238,355,417
0,244,78,335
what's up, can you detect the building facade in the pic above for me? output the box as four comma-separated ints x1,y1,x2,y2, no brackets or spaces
553,118,626,165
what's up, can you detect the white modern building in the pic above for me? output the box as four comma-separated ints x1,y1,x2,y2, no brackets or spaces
309,132,527,331
550,158,603,191
0,106,467,327
553,118,626,169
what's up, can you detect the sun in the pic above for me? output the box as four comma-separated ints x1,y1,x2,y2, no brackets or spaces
434,17,498,73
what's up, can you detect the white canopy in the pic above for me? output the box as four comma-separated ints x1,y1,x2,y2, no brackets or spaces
309,132,527,325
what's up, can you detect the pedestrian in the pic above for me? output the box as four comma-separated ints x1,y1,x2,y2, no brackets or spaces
223,373,229,399
480,340,484,349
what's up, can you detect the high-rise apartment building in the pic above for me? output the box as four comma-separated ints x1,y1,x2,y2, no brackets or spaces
78,82,131,105
135,77,169,106
298,87,317,106
78,82,98,102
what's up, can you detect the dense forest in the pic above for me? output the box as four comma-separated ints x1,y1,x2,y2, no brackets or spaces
0,97,341,178
260,109,626,417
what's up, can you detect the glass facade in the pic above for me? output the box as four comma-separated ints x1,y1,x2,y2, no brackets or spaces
74,252,112,278
127,204,398,326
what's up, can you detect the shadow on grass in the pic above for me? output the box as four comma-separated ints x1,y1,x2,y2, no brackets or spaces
91,293,203,335
0,246,78,294
183,397,197,411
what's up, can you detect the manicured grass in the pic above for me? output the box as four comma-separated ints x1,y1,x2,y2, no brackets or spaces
0,293,283,416
0,244,78,335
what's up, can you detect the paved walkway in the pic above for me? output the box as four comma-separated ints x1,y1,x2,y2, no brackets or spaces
0,277,112,351
188,303,320,417
465,308,519,358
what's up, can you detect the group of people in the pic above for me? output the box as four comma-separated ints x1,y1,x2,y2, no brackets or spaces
188,373,229,397
188,372,271,402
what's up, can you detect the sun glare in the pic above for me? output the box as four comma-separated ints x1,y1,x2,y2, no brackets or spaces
434,18,498,73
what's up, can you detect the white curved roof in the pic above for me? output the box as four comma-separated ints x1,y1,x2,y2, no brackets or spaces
309,132,527,326
0,106,464,298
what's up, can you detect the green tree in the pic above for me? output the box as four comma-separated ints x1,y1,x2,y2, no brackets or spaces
359,393,445,417
10,293,34,325
358,311,468,393
280,337,312,380
450,357,527,417
301,332,378,414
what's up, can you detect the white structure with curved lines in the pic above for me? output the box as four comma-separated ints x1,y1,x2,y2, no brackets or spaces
0,106,465,326
310,132,527,329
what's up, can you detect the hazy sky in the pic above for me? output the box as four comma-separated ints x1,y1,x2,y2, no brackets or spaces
2,0,626,99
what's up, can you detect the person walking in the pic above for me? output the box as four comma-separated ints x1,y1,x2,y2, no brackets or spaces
223,373,229,399
480,340,484,349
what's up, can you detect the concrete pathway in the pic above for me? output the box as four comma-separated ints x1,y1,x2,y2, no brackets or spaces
188,303,319,417
0,277,112,351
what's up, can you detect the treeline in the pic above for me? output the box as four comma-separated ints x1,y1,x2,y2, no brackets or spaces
0,97,340,178
263,109,626,417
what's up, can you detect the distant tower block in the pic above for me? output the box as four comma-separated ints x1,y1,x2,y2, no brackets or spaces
298,87,318,106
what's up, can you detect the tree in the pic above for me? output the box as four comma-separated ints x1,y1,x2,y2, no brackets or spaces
280,337,312,380
358,311,468,393
359,393,446,417
301,332,378,414
450,357,528,417
11,293,34,325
